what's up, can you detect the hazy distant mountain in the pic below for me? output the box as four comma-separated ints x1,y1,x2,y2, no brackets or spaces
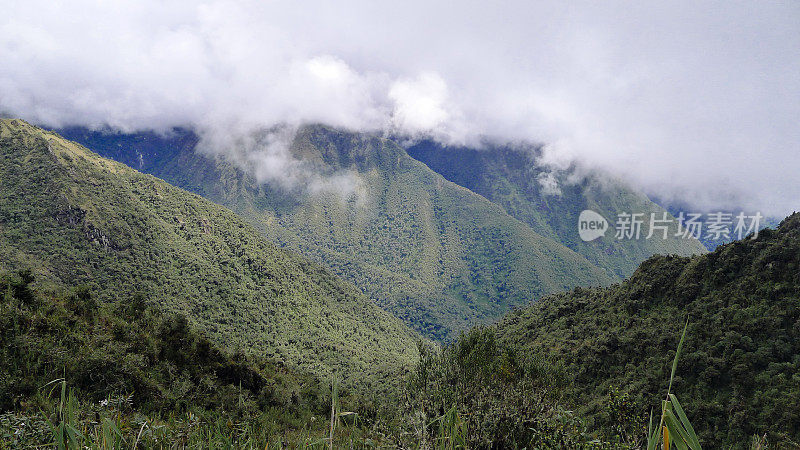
653,199,783,250
406,140,707,278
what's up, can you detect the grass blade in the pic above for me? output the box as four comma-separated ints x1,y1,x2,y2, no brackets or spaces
664,408,693,450
668,394,701,449
668,317,690,396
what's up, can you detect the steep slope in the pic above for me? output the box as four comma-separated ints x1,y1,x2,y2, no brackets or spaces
0,270,323,415
59,125,614,341
406,141,707,278
495,213,800,446
0,119,418,388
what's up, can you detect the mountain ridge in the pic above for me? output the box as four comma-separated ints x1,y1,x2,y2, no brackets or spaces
59,124,616,341
0,118,418,388
406,140,708,278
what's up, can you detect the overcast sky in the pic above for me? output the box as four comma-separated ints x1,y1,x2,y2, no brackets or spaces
1,1,798,215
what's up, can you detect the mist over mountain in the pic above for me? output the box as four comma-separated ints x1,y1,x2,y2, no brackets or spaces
56,124,707,341
2,1,798,216
653,199,783,250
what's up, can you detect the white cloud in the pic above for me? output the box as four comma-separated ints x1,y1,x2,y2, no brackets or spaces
0,0,798,215
389,73,449,134
536,171,562,196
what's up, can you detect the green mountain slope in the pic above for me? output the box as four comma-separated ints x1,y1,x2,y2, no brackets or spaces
495,213,800,446
406,141,707,278
0,119,418,388
0,270,323,417
59,125,614,341
0,271,350,447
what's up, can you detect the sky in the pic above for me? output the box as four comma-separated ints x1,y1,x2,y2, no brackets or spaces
1,1,798,216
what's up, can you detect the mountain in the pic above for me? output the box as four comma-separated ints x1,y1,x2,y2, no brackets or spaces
4,118,795,447
0,119,418,388
58,125,615,341
406,140,708,278
495,213,800,446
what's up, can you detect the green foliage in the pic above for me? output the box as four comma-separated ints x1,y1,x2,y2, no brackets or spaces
496,213,800,447
404,327,619,448
60,124,615,341
0,119,418,389
604,387,646,446
646,319,702,450
65,285,97,321
0,270,325,417
45,380,85,450
0,272,380,447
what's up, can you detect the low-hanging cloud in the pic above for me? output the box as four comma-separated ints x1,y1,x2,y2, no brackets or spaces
1,1,798,215
196,122,367,202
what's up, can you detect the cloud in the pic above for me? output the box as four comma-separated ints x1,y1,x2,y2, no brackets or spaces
195,121,366,202
1,1,798,215
536,171,562,197
389,73,451,136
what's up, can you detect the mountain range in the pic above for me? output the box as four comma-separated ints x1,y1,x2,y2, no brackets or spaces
1,118,797,447
57,125,705,340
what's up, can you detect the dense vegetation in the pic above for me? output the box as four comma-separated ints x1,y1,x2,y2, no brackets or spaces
405,327,626,448
5,119,795,448
1,226,796,447
0,270,338,446
496,213,800,447
0,119,418,388
0,271,624,448
59,125,617,341
406,140,707,278
0,270,719,449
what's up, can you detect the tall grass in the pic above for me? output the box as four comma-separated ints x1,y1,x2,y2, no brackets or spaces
43,379,84,450
430,405,467,450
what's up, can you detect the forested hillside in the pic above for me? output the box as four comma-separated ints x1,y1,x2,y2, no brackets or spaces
406,140,707,278
496,212,800,446
0,270,332,446
59,125,613,341
0,119,418,388
0,269,617,448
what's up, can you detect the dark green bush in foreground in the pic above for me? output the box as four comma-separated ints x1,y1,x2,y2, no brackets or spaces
0,270,335,446
405,327,622,449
